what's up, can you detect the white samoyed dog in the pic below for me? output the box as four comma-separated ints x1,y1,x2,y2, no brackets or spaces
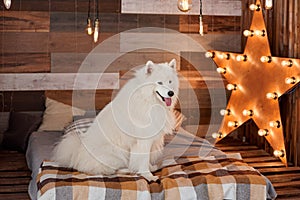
52,59,179,182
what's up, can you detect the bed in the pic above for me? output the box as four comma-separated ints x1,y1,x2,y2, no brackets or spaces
26,125,277,200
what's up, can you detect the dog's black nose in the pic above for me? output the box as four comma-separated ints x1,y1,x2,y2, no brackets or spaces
168,91,174,97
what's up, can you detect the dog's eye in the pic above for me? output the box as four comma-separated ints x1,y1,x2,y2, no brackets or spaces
157,82,163,85
169,80,172,84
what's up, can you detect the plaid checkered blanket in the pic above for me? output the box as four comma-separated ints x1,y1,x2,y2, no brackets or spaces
36,129,277,200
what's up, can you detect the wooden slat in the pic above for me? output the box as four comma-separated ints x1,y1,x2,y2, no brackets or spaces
0,171,31,178
248,162,286,168
0,73,119,91
258,167,300,174
266,173,300,183
0,177,31,185
179,15,241,33
0,193,29,200
0,32,114,53
0,185,28,193
0,53,50,73
0,11,49,32
243,156,278,163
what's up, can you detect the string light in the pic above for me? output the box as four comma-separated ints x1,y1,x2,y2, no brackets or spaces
285,77,296,84
254,30,266,37
266,92,278,100
216,67,226,74
220,109,231,116
212,132,223,139
205,51,215,58
243,30,254,37
281,60,293,67
3,0,11,9
243,109,253,117
218,53,230,60
226,84,237,91
269,120,280,128
177,0,192,12
236,55,247,62
258,129,269,136
260,56,272,63
273,150,285,157
228,121,239,128
249,4,260,11
265,0,273,9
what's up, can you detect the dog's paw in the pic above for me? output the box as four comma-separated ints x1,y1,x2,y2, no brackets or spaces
140,172,159,182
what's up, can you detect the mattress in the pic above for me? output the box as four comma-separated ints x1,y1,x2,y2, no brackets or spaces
26,128,277,200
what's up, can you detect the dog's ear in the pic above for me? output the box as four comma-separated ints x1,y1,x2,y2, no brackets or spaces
169,59,176,70
145,60,154,74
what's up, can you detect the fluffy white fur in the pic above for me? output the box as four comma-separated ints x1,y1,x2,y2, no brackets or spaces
51,59,179,181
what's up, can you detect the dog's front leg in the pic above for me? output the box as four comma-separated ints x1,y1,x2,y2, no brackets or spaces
129,139,159,182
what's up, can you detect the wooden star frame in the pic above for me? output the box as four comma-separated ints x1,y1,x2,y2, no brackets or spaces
207,0,300,165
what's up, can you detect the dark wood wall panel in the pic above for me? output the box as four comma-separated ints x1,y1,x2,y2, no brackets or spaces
0,91,45,112
0,11,49,32
0,53,50,72
0,32,49,53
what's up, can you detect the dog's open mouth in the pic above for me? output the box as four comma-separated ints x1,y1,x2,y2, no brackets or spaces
156,91,172,106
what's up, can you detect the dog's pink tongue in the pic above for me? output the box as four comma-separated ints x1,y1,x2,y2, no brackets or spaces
165,98,172,106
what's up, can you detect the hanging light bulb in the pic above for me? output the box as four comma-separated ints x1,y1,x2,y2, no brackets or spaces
216,67,226,74
269,120,280,128
243,30,254,37
205,51,215,58
177,0,192,12
3,0,11,9
212,132,223,139
86,0,93,35
258,129,269,136
198,0,204,36
273,150,284,157
93,18,100,43
236,55,247,62
249,4,260,11
220,109,231,116
86,18,93,35
243,109,253,117
226,83,237,91
285,77,296,84
266,92,278,100
260,56,272,63
265,0,273,9
93,0,100,43
281,60,293,67
228,121,239,128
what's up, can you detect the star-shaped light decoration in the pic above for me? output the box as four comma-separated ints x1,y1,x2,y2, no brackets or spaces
206,0,300,165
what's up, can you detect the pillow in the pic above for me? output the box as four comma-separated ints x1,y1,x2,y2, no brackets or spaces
38,98,85,131
2,112,42,152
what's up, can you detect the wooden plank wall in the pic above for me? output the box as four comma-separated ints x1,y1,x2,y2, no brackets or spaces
241,0,300,166
0,0,241,138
